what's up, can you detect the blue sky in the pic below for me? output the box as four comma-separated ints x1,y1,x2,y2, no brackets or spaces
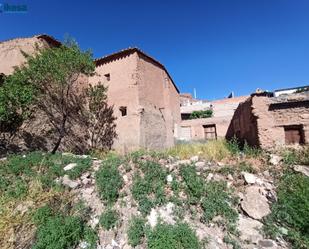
1,0,309,100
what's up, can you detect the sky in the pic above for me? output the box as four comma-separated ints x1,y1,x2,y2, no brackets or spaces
1,0,309,100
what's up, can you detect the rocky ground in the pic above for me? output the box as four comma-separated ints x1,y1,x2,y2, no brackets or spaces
59,152,305,249
1,146,308,249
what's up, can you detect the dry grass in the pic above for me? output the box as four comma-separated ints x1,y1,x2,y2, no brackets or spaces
166,139,231,161
0,180,72,249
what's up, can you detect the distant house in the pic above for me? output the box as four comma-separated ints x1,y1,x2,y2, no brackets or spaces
227,89,309,149
178,94,248,141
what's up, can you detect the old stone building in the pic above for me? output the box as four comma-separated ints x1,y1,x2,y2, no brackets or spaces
227,91,309,149
0,35,180,152
178,94,248,141
91,48,181,152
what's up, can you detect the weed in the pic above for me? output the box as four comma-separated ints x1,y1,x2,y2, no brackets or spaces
223,234,241,249
147,222,200,249
127,216,145,247
166,140,231,161
32,215,83,249
263,171,309,248
132,160,167,215
281,147,309,166
180,165,204,203
95,156,123,204
201,181,238,224
99,209,118,230
83,226,98,249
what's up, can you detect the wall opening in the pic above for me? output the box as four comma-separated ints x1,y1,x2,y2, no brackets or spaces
104,73,110,81
119,106,127,116
203,124,217,140
284,125,304,145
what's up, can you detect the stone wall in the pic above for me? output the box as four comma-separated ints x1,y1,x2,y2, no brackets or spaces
228,93,309,149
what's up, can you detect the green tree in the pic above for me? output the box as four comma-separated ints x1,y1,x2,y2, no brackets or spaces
0,37,116,153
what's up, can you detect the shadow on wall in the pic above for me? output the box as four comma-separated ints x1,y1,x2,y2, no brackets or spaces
225,97,259,147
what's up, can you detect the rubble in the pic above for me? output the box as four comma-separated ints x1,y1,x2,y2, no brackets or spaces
294,165,309,177
241,186,271,220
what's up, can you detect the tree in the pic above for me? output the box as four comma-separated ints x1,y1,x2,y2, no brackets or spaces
86,83,117,150
1,37,116,153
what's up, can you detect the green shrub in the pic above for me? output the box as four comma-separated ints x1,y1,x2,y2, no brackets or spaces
263,172,309,248
127,216,145,247
32,215,83,249
180,165,204,203
99,209,118,230
33,205,54,225
147,223,200,249
95,156,123,204
201,181,238,224
189,110,213,119
83,226,98,249
281,147,309,165
132,160,167,214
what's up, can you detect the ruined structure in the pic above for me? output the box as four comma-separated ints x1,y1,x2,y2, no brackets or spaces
0,35,180,152
227,91,309,149
91,48,181,152
179,94,248,141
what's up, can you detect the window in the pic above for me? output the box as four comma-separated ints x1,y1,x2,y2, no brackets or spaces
203,124,217,140
104,73,110,81
284,125,304,145
119,106,127,116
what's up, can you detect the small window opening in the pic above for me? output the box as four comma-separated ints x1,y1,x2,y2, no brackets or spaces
119,106,127,116
284,125,304,145
104,73,110,81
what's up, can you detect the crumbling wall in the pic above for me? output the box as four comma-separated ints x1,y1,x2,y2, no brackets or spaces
137,53,180,149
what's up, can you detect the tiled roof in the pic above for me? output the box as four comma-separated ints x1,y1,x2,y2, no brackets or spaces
95,47,179,93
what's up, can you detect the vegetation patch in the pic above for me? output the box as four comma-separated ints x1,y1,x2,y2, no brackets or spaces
99,209,119,230
167,139,231,161
132,160,168,214
263,172,309,249
147,223,200,249
180,165,204,203
127,216,146,247
189,110,213,119
201,181,238,224
95,155,123,204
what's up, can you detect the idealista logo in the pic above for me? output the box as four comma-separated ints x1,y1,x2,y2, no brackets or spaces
0,3,28,13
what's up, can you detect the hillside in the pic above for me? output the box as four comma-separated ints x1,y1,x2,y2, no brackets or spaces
0,140,308,249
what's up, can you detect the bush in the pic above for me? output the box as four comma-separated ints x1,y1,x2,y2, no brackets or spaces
132,160,167,214
95,156,123,204
127,216,145,247
263,172,309,248
147,223,200,249
189,110,213,119
201,181,238,224
32,215,83,249
0,152,92,198
281,147,309,165
180,165,204,203
99,209,118,230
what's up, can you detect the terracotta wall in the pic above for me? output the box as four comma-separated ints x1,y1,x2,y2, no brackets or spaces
228,94,309,149
90,53,141,153
90,51,181,152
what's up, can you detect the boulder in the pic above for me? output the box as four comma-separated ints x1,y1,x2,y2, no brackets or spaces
269,154,282,166
190,155,199,162
147,202,175,228
294,165,309,177
238,215,263,243
62,175,80,189
64,163,77,171
241,186,271,220
242,172,257,184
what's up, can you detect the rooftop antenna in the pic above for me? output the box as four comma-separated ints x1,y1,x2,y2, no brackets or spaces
193,88,197,99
